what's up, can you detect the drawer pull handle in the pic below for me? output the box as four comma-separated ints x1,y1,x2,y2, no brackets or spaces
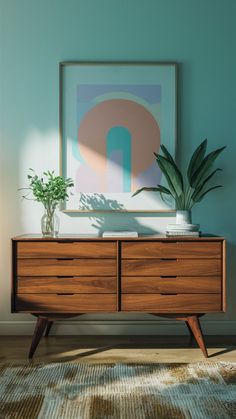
161,241,177,243
160,258,177,261
57,293,75,296
57,258,74,261
57,276,74,278
57,241,75,244
161,276,177,278
160,293,178,296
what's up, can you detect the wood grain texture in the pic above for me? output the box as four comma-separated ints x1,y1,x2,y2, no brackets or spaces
122,276,221,294
116,241,121,311
122,259,221,276
17,259,116,276
222,239,226,312
16,294,117,312
12,237,225,320
17,277,117,294
122,241,222,259
122,294,222,312
11,240,17,313
17,241,116,259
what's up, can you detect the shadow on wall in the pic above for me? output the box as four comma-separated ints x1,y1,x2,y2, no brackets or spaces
67,193,169,236
80,193,124,212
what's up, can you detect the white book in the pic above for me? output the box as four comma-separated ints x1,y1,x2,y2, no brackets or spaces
102,231,138,238
166,231,200,237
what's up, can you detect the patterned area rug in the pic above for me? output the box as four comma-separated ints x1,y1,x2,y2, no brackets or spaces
0,362,236,419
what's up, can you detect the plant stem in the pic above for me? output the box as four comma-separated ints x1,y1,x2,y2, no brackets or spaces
42,202,57,236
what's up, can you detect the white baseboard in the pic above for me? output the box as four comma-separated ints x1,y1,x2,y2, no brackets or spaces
0,320,236,335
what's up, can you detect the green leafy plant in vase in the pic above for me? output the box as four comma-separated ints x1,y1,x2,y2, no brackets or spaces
20,170,74,237
133,139,226,225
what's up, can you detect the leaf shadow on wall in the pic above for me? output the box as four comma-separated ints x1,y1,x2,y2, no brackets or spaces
68,193,166,235
79,193,123,212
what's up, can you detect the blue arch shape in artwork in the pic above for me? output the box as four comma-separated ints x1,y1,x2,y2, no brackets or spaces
106,126,131,193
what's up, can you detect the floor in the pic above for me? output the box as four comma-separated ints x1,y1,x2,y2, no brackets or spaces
0,335,236,364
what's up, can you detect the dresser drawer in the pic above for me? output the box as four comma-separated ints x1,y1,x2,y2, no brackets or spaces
17,241,116,259
17,259,116,276
122,276,221,294
17,277,117,294
122,259,221,276
122,241,221,259
122,294,222,312
16,294,117,312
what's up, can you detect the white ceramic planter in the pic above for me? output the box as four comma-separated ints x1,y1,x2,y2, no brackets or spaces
176,210,192,225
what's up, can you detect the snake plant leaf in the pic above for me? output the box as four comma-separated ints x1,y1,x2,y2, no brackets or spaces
191,146,226,189
159,145,176,166
155,154,183,197
159,144,183,185
156,184,172,195
132,186,168,197
201,168,222,184
193,185,222,203
191,168,222,201
187,139,207,186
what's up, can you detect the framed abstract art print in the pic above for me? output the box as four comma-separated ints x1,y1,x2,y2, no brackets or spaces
59,61,177,212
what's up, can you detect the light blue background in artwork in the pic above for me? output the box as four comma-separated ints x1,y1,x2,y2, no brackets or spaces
77,84,161,103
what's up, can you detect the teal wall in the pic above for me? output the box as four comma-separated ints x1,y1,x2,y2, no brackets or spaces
0,0,235,332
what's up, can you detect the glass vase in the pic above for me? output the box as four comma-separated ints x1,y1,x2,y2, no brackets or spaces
41,208,60,237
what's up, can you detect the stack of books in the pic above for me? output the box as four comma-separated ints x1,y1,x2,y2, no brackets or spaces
166,224,200,237
102,231,138,238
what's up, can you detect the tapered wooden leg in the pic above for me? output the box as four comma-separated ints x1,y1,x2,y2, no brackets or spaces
45,321,53,337
185,321,194,344
28,317,48,359
151,313,208,358
186,315,208,358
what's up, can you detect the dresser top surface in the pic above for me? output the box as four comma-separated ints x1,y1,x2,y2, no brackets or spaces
12,234,224,242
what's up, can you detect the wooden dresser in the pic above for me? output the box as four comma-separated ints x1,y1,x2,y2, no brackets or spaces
12,235,226,358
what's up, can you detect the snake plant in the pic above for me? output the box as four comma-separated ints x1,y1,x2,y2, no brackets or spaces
133,139,226,210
